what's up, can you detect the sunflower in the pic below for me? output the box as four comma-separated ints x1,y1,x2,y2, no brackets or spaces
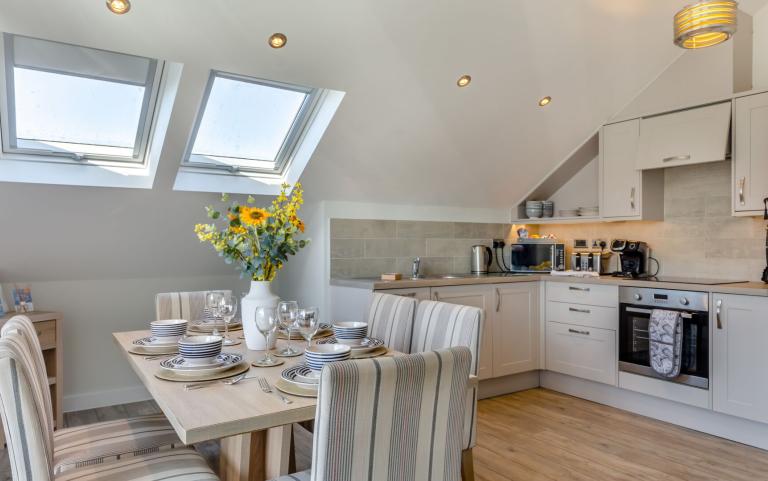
229,225,246,235
240,206,270,227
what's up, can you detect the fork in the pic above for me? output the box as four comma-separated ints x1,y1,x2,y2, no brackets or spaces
144,354,175,361
258,377,292,404
184,374,252,391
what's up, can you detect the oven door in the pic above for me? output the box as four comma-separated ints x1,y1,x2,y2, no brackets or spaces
618,304,709,389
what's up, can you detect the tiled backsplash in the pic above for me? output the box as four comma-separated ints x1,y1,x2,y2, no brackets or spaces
330,220,514,278
330,161,767,282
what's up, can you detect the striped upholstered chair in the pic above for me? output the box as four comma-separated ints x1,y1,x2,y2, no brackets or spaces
271,347,472,481
0,331,219,481
365,292,418,353
1,315,182,474
155,290,232,321
410,301,483,481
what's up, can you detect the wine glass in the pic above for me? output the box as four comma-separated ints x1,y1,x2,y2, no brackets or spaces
254,306,279,365
277,301,300,356
296,307,320,350
205,291,224,336
218,293,238,346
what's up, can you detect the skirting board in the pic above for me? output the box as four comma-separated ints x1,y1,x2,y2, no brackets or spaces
541,371,768,451
479,371,540,400
64,384,151,413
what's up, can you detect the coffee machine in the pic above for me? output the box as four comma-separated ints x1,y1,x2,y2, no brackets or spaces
610,239,650,278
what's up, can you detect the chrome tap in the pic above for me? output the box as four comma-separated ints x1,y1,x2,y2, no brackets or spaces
412,257,421,278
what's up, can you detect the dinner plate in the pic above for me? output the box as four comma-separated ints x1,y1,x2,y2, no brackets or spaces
274,378,317,398
155,361,250,383
159,353,243,375
133,336,179,348
316,336,385,354
127,344,178,356
281,365,320,388
350,346,388,359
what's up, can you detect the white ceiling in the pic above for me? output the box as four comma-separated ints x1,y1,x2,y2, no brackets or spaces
1,0,767,209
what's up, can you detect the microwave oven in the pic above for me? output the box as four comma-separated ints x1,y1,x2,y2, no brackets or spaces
509,241,566,273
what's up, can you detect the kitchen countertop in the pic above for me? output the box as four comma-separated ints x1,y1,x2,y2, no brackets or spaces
331,274,768,297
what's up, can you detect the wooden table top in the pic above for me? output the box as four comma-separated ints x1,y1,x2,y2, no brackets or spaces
114,330,321,444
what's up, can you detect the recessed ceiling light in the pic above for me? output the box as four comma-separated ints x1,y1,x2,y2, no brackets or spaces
269,33,287,49
106,0,131,14
538,96,552,107
457,75,471,87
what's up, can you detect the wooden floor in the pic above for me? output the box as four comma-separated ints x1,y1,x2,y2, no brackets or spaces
1,388,767,480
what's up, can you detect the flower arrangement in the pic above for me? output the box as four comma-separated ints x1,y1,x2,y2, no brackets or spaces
194,183,309,282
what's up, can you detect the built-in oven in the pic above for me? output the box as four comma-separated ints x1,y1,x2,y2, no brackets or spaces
618,287,709,389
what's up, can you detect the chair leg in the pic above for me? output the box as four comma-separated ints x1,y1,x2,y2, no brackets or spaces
461,448,475,481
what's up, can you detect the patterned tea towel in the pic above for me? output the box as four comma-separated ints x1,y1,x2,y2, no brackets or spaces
649,309,682,378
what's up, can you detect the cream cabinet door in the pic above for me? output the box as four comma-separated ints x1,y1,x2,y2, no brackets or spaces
491,283,539,377
431,284,494,380
733,92,768,213
600,119,641,218
713,294,768,423
546,321,617,385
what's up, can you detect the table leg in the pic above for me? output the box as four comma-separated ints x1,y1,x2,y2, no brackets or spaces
219,426,293,481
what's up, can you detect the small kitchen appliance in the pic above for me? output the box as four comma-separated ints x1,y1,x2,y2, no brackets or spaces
611,239,651,277
509,240,566,273
470,245,493,274
571,239,611,274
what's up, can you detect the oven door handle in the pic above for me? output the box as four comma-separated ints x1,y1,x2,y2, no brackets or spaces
625,306,694,319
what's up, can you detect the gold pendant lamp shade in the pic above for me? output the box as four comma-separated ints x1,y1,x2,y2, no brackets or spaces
674,1,738,49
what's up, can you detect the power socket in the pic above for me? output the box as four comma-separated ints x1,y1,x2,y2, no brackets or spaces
493,239,506,249
592,238,607,250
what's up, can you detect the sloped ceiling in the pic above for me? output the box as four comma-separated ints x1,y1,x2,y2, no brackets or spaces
1,0,767,213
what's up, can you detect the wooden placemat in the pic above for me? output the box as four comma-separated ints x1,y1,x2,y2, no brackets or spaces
274,378,317,398
351,346,388,359
155,361,250,382
127,345,178,356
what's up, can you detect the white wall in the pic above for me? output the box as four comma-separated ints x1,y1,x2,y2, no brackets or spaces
754,5,768,89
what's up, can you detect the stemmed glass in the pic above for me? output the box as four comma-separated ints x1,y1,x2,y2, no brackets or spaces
218,293,238,346
296,307,320,350
205,291,224,336
277,301,300,356
254,306,279,365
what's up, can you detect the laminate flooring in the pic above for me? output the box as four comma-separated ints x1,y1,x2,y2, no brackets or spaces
1,389,767,481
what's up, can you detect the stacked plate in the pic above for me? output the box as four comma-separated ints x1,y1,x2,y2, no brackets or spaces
525,201,543,219
178,335,223,366
304,344,351,373
559,209,580,218
159,353,244,376
578,206,599,217
277,365,320,397
317,336,385,356
331,322,368,345
150,319,188,344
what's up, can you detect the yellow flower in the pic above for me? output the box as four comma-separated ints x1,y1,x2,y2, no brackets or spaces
240,206,270,227
229,225,246,235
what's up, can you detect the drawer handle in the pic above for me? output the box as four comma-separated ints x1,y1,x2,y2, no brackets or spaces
662,155,691,163
401,293,417,298
433,292,439,301
569,307,591,314
568,328,590,336
568,286,590,292
738,177,746,205
36,330,42,336
630,187,636,210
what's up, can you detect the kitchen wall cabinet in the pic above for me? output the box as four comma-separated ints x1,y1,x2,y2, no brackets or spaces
431,282,539,380
712,294,768,424
733,92,768,214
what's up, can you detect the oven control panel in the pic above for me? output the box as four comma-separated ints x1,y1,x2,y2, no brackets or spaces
619,287,708,312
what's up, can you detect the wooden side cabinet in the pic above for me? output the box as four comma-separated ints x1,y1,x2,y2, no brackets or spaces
0,311,63,441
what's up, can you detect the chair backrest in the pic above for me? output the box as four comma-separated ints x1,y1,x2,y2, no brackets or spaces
0,332,54,481
365,293,417,354
155,290,232,321
312,347,471,481
0,316,54,453
410,300,483,451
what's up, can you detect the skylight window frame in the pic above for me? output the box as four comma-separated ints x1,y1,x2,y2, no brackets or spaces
0,33,164,167
182,70,321,176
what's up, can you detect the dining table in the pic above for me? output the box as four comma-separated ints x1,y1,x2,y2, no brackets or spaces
114,330,342,481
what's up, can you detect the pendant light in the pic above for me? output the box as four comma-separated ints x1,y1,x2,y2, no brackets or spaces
674,1,738,49
106,0,131,14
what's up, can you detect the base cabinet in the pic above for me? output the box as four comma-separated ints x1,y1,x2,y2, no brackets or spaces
713,294,768,424
376,287,432,301
546,321,617,385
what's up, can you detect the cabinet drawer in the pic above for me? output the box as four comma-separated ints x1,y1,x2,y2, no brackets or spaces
546,282,618,308
35,321,56,349
546,321,617,385
546,301,618,331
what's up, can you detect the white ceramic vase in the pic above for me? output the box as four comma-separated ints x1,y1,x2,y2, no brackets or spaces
241,281,279,351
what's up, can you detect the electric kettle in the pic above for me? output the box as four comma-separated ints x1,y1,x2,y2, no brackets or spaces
471,245,493,274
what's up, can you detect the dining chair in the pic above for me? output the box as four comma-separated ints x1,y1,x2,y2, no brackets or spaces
409,300,483,481
271,347,472,481
0,331,219,481
365,292,418,353
1,315,182,474
155,290,232,321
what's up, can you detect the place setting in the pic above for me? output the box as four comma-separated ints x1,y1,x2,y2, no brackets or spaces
128,319,187,356
187,291,242,346
153,335,250,383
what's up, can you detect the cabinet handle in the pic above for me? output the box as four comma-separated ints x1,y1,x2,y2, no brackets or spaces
433,292,439,301
36,330,42,337
568,328,590,336
495,288,501,312
569,307,591,314
738,177,746,205
716,299,723,330
630,187,636,210
569,286,590,292
662,155,691,163
401,293,417,298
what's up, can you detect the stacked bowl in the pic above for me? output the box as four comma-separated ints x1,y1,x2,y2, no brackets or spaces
331,322,368,346
150,319,188,344
304,344,351,373
542,201,554,218
178,335,223,366
525,201,543,219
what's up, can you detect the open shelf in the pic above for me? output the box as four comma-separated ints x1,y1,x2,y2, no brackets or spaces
511,216,601,225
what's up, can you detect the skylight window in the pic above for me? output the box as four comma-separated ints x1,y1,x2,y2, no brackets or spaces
184,71,320,174
1,34,161,163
